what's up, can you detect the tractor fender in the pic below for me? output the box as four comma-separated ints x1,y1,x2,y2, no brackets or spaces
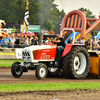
62,44,86,57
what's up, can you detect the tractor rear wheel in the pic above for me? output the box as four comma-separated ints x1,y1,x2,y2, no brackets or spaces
63,46,90,79
35,63,48,79
11,62,23,78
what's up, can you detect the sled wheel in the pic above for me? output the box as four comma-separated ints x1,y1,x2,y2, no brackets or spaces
35,63,48,79
47,67,61,77
63,46,90,79
11,62,23,78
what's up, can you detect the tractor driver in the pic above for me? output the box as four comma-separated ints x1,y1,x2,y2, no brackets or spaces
53,33,65,59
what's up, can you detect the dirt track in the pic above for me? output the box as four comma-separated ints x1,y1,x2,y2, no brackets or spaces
0,90,100,100
0,67,100,84
0,68,100,100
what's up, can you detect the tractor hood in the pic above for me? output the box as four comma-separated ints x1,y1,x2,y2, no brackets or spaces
22,45,51,52
22,44,57,63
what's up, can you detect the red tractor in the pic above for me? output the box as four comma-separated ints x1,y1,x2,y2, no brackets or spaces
11,28,90,79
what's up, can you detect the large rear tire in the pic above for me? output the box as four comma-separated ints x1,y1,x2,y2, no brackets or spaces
11,62,23,78
63,46,90,79
35,63,48,79
47,67,61,77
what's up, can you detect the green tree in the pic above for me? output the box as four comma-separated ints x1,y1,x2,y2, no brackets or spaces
28,0,40,25
37,0,65,34
43,20,54,32
0,0,17,23
53,9,65,34
0,0,40,24
78,7,95,18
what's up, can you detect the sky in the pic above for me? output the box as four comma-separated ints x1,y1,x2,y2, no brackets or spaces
54,0,100,18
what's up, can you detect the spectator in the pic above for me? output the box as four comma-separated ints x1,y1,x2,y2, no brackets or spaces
92,38,97,50
48,37,54,44
0,37,4,48
67,37,72,44
45,37,50,44
27,37,31,46
16,34,20,39
10,33,15,48
97,39,100,50
30,34,33,40
80,37,85,44
25,36,29,47
14,36,21,48
76,39,81,44
29,34,33,44
8,33,11,41
49,38,52,44
97,38,100,45
50,37,54,43
39,34,44,45
3,35,10,48
35,36,38,45
20,34,25,47
96,38,99,43
85,39,91,50
31,36,37,45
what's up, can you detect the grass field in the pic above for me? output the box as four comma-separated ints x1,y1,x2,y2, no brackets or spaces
0,82,100,92
0,60,22,67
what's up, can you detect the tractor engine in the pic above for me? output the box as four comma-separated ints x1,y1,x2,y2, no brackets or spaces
22,44,57,64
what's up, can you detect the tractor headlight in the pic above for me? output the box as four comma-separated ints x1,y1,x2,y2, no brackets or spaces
28,57,31,61
23,57,26,61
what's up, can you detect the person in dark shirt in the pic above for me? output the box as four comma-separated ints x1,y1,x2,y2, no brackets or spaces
0,37,4,48
14,36,21,48
97,39,100,50
85,39,91,50
53,33,65,58
31,36,37,45
67,37,72,44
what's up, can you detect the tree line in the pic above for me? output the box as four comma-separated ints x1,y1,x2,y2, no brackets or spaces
0,0,95,34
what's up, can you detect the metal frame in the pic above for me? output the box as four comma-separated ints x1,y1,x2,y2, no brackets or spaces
60,28,76,44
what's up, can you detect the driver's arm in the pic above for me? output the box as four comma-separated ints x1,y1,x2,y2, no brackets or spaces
54,39,61,43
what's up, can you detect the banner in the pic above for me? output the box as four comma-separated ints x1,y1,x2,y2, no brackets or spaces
0,48,16,59
15,49,23,59
21,25,40,33
24,0,29,34
0,48,23,59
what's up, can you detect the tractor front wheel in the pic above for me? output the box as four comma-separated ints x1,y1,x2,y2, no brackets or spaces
35,63,48,79
11,62,23,78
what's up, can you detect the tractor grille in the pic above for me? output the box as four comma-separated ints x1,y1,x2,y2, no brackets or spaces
22,52,30,57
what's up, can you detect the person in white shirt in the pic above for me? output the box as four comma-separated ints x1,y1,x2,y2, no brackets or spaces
10,33,15,48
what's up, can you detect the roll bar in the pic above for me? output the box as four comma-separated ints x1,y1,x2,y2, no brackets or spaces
60,28,76,44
